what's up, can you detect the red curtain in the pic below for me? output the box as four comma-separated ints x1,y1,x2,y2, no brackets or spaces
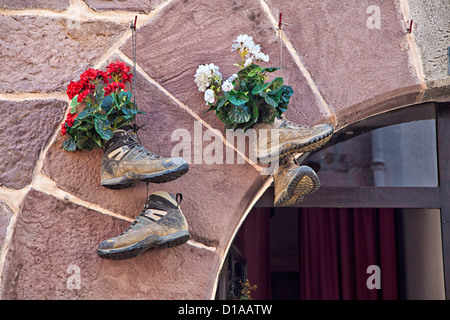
235,207,272,300
299,208,398,300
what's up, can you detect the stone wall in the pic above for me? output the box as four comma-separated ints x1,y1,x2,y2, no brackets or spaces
0,0,448,299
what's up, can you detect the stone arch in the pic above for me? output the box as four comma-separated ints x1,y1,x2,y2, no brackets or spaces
0,0,448,300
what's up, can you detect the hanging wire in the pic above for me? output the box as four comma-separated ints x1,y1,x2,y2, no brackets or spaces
131,16,137,109
130,16,146,143
278,13,283,69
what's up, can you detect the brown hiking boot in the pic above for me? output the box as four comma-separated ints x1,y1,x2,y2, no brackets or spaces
97,191,190,260
273,155,320,207
100,126,189,189
253,115,333,164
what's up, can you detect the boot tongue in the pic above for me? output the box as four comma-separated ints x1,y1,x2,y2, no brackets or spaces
145,191,179,210
103,125,137,153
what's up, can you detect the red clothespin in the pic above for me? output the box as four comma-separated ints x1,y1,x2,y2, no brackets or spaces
408,19,413,33
133,16,137,30
278,13,283,30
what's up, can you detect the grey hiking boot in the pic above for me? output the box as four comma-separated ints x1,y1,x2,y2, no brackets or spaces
100,126,189,189
253,115,333,164
97,191,190,260
273,155,320,207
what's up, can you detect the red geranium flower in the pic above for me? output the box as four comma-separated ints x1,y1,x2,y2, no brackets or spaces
104,82,125,96
66,68,109,101
61,112,77,135
61,123,67,136
80,68,109,84
106,61,133,84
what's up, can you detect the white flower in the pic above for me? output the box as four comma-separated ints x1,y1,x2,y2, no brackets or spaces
204,89,215,104
254,51,270,62
228,74,238,82
232,34,253,48
236,34,253,43
194,65,212,92
194,63,222,92
231,34,270,66
221,80,234,92
208,63,222,79
248,43,261,55
231,34,256,54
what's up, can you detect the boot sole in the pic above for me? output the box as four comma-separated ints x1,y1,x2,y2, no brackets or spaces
274,167,320,207
97,230,190,260
258,129,333,165
101,163,189,189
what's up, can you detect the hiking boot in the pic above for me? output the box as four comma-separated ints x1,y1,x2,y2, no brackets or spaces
100,126,189,189
97,191,190,260
273,155,320,207
253,115,333,164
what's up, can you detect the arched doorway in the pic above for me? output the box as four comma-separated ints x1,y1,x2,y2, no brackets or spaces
215,102,450,300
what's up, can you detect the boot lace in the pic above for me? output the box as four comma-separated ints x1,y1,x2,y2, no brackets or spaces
279,115,308,129
121,191,183,235
124,126,163,160
120,212,145,235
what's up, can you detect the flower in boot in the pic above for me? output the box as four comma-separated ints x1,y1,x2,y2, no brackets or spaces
194,63,222,92
204,88,215,104
221,80,234,92
106,61,133,83
61,112,77,135
104,81,125,96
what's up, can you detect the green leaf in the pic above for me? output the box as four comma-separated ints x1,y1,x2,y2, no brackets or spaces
215,106,233,125
264,94,278,108
238,64,260,80
94,117,113,141
243,99,259,130
228,104,251,124
251,83,270,95
259,103,278,124
62,137,77,151
239,80,249,93
119,90,132,104
76,107,94,121
267,77,284,94
261,67,279,73
216,93,228,110
248,65,262,77
70,96,80,113
86,130,104,147
101,95,114,113
204,104,216,114
228,91,249,106
75,134,98,151
70,96,80,108
277,85,294,113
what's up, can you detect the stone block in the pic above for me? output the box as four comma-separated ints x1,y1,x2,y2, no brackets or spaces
267,0,420,118
0,0,69,11
84,0,161,13
0,200,13,254
0,99,65,189
407,0,450,82
0,16,128,94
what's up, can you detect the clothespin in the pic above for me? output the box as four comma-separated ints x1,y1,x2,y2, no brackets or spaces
407,19,413,33
131,15,137,30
